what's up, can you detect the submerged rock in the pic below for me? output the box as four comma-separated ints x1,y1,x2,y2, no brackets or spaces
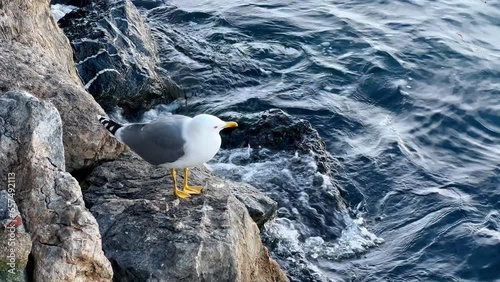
85,153,287,282
130,0,167,9
210,109,353,281
51,0,92,6
220,109,338,174
58,0,182,113
0,0,125,171
0,91,113,281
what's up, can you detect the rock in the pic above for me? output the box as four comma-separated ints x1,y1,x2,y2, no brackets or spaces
51,0,92,6
0,91,113,281
58,0,182,113
0,0,125,171
51,3,78,22
130,0,166,9
228,180,277,228
220,109,337,174
0,191,31,282
84,153,288,282
212,109,349,241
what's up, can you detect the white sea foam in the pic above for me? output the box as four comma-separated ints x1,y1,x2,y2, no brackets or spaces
50,4,77,22
208,147,384,262
105,101,184,124
141,102,183,123
304,215,384,260
264,213,384,262
107,107,128,125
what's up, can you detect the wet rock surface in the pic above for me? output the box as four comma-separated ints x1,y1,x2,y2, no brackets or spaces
130,0,167,9
228,180,278,228
220,109,338,175
58,0,182,113
209,109,352,281
85,153,287,282
0,91,113,281
51,0,92,6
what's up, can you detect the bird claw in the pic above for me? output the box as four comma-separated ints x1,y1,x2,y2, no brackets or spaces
183,185,203,195
174,188,191,198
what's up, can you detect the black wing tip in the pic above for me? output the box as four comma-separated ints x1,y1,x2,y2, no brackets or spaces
97,115,122,135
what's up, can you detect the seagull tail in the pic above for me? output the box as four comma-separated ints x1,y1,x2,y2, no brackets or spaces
97,115,123,136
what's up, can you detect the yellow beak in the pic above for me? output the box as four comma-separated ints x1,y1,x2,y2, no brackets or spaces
223,121,238,128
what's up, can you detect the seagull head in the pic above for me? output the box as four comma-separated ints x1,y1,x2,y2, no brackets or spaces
189,114,238,135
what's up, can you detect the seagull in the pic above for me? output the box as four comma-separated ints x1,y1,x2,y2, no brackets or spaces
98,114,238,198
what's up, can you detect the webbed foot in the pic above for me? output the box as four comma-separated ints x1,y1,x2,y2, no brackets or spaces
174,188,191,198
183,185,203,195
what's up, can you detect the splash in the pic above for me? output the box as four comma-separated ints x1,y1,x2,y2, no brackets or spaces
50,4,77,22
207,146,383,280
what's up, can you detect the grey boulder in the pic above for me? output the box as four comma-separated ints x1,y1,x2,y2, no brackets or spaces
85,153,288,282
58,0,182,113
0,91,113,281
0,0,125,172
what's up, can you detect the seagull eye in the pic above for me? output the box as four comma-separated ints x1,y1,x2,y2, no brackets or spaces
214,126,218,129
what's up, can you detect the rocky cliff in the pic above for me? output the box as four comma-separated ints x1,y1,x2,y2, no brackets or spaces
0,0,290,281
0,91,113,281
0,0,125,172
0,90,288,282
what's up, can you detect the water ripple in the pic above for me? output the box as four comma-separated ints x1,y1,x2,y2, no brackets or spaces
135,0,500,280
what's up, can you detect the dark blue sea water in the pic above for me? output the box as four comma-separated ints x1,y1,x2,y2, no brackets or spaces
133,0,500,281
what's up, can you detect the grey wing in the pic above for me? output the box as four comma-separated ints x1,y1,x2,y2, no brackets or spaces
119,116,189,165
